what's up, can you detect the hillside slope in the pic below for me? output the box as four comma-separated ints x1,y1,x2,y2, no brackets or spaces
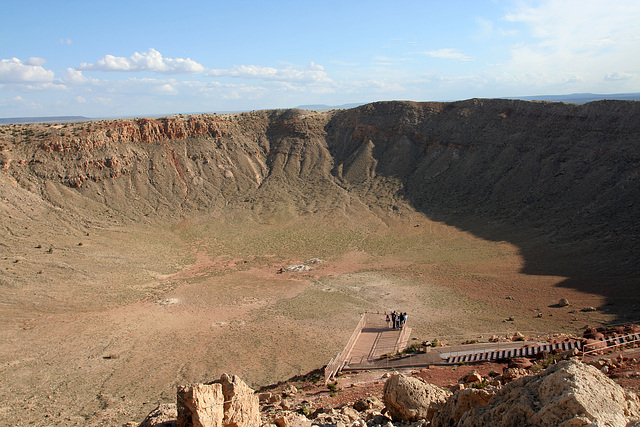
2,99,639,293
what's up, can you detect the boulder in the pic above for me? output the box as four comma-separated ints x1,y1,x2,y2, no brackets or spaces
340,405,361,422
274,412,312,427
458,359,640,426
312,411,352,426
462,371,482,384
215,373,260,427
512,332,525,341
139,403,178,427
558,298,570,307
177,383,224,427
353,396,383,412
508,357,533,369
382,373,451,422
281,384,298,397
501,367,531,383
431,388,494,427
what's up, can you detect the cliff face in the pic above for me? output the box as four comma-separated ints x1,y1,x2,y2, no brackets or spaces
1,99,639,279
325,100,640,279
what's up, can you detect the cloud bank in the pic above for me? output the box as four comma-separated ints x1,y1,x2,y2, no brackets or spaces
78,48,205,74
207,62,332,83
0,58,54,83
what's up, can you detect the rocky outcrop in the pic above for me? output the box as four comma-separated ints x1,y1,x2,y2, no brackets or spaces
383,373,451,422
215,373,260,427
139,403,177,427
431,388,494,427
141,374,259,427
457,359,640,426
176,383,224,427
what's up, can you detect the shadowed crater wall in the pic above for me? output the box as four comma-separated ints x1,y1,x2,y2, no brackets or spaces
325,99,640,319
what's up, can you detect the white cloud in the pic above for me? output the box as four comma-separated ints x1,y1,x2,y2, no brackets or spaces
207,62,332,83
155,83,178,95
604,72,633,81
424,49,474,61
480,0,640,95
59,38,72,45
0,57,54,83
25,57,47,66
78,48,205,74
62,68,100,84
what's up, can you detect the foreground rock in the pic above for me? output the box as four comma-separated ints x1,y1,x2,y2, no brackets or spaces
455,359,640,426
217,373,260,427
139,403,177,427
177,383,223,427
383,373,451,422
431,389,493,427
142,373,259,427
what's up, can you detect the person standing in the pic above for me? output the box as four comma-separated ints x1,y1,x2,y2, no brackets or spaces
386,313,391,328
391,312,397,329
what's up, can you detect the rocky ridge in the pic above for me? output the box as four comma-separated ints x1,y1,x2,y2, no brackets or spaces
2,100,639,276
133,358,640,426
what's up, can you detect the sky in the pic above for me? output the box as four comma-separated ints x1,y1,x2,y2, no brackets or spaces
1,0,639,118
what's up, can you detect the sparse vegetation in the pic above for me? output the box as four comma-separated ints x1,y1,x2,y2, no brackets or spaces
531,353,566,373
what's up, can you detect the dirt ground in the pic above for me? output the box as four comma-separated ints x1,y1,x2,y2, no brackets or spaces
0,207,630,426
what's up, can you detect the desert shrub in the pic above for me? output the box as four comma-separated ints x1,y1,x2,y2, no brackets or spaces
327,381,338,392
470,379,490,389
401,344,422,354
531,353,564,373
299,405,311,417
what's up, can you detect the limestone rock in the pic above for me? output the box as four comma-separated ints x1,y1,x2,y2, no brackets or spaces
215,373,260,427
176,383,223,427
459,359,640,426
139,403,177,427
353,396,383,412
558,298,570,307
274,412,312,427
312,411,352,426
501,367,531,383
340,405,361,422
462,371,482,384
431,388,494,427
508,357,533,369
281,384,298,397
383,373,451,422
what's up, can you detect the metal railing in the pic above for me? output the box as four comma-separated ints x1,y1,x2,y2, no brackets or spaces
324,313,368,385
581,332,640,359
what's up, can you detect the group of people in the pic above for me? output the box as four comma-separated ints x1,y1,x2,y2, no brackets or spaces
386,311,407,329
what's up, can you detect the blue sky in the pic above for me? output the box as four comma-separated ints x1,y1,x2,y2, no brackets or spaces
1,0,639,117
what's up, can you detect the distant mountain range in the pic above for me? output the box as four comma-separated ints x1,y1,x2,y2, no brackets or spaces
298,93,640,110
507,92,640,104
2,93,639,124
0,116,90,125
